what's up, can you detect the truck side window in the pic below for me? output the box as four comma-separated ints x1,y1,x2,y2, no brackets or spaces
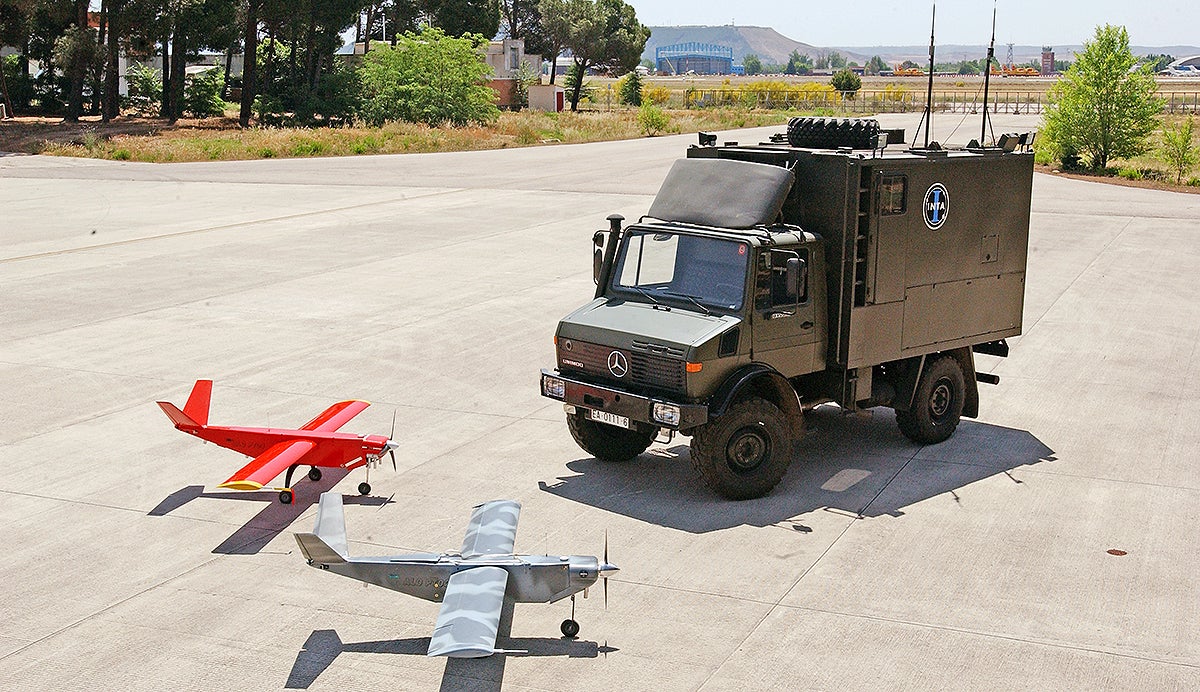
756,249,807,310
881,175,907,215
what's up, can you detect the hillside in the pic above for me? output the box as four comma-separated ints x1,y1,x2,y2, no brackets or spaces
642,26,1200,68
643,25,869,67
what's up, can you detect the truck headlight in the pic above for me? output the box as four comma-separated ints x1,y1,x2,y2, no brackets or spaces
542,375,566,400
652,402,680,427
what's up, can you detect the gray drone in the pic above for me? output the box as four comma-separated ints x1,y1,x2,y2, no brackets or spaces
295,493,618,657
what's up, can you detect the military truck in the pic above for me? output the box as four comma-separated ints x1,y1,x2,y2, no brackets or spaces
540,118,1035,500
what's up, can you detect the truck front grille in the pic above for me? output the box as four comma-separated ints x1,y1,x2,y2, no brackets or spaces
558,339,685,394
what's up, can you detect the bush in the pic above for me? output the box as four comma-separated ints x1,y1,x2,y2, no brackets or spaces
1159,116,1198,184
618,71,643,106
183,68,226,118
638,103,669,136
642,85,670,106
831,69,862,96
125,62,162,116
359,28,499,127
1117,167,1143,180
1,55,36,112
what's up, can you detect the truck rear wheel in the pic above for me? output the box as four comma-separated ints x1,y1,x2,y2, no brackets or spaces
690,397,791,500
567,413,656,462
896,356,965,444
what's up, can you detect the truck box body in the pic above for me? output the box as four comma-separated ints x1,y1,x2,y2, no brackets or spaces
687,144,1033,376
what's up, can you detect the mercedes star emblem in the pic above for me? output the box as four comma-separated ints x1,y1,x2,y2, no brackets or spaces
607,350,629,378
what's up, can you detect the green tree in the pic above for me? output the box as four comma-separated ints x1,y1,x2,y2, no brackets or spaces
553,0,648,112
359,27,498,126
828,51,846,69
182,66,225,117
784,50,811,75
831,68,861,95
1159,116,1198,184
864,55,886,75
428,0,499,38
637,101,667,135
617,69,641,105
1143,53,1173,72
1043,25,1162,170
742,53,762,76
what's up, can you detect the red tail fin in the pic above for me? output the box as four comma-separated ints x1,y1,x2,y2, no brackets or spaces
183,380,212,426
157,401,199,429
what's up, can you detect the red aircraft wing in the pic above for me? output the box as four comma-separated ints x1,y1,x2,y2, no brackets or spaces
299,400,370,433
219,439,316,491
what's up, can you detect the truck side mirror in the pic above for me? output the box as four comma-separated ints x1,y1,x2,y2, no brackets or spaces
786,257,806,302
593,231,605,284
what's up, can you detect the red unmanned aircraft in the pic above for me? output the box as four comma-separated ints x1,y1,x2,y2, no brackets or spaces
157,380,397,504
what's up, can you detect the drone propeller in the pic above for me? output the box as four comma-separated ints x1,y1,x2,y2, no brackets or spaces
598,530,618,610
387,410,398,471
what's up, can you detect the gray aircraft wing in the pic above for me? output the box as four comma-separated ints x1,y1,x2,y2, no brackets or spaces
426,566,509,658
459,500,520,558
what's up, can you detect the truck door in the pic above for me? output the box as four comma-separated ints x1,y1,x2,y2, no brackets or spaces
751,247,821,377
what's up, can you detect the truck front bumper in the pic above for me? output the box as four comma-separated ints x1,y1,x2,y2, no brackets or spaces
540,370,708,431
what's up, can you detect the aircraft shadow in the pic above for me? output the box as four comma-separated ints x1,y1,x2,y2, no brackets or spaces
147,469,391,555
539,406,1055,533
285,629,616,690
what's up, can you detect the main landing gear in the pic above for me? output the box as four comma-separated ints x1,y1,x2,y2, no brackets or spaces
561,595,581,638
276,464,327,504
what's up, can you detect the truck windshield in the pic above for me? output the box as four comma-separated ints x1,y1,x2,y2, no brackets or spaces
611,230,748,311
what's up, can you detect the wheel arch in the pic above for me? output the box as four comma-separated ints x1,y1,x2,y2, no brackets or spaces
708,365,804,436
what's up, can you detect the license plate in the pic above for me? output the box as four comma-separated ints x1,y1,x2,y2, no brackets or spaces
588,408,629,429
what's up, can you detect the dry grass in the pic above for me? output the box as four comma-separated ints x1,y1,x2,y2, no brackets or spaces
30,109,798,163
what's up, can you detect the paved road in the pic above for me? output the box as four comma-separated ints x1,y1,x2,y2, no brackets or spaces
1,114,1198,690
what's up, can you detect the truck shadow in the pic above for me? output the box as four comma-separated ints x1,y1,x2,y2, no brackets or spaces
147,469,391,554
539,406,1055,533
284,629,616,690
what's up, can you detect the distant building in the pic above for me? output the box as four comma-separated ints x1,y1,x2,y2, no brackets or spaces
485,39,541,109
1041,47,1055,75
656,43,734,75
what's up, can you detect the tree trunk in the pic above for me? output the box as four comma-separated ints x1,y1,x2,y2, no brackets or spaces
547,50,558,85
304,3,318,91
0,59,13,119
65,0,90,122
568,59,587,111
103,1,123,121
363,4,373,54
168,28,185,123
161,31,171,119
239,0,257,127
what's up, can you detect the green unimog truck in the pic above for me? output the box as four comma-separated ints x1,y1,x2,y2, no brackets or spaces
540,118,1035,500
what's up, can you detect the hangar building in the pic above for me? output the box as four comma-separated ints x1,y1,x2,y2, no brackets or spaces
656,43,734,75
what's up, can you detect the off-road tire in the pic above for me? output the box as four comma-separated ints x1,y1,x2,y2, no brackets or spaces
896,355,965,444
786,116,880,150
567,413,656,462
690,397,791,500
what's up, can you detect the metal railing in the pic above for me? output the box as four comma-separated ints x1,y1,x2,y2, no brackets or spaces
681,89,1200,115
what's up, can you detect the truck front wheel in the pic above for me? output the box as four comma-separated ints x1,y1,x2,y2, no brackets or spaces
567,413,656,462
896,355,965,444
690,397,791,500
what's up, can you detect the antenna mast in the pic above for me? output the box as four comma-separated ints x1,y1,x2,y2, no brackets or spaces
914,3,937,148
980,1,996,144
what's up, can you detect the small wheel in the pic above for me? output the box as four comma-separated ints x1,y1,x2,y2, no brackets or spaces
307,467,322,482
560,619,580,638
278,489,293,504
358,482,371,496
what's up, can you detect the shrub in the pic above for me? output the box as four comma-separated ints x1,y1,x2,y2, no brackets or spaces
618,71,643,106
125,62,162,116
359,28,499,127
638,103,669,136
642,85,670,106
1117,167,1143,180
831,69,862,96
183,68,226,118
1159,116,1198,184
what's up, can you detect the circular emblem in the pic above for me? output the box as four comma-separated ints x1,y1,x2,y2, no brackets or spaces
923,183,949,230
607,350,629,378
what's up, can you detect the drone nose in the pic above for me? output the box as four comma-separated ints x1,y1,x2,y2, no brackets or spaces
598,562,619,578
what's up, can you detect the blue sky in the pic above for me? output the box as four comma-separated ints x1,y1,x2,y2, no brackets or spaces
628,1,1199,48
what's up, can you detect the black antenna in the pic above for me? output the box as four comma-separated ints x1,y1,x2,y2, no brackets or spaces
980,1,996,144
914,3,936,148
